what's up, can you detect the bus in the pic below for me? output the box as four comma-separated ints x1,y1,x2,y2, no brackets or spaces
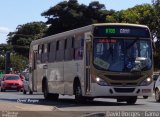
29,23,153,104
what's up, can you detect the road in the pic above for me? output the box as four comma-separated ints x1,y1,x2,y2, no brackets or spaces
0,91,160,117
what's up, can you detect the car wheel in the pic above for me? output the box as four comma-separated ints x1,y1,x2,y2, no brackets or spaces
1,88,3,92
1,88,5,92
29,90,33,95
23,90,26,94
155,89,160,102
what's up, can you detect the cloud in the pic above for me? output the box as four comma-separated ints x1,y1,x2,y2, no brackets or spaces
0,27,10,33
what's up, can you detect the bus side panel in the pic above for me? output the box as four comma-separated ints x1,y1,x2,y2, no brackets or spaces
36,64,45,92
47,62,64,94
63,60,84,95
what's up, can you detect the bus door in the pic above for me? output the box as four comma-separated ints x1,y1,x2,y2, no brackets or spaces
32,51,38,92
84,32,92,95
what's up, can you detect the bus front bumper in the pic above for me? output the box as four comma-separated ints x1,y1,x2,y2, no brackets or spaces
89,83,153,97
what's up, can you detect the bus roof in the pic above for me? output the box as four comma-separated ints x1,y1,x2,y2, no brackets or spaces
30,23,149,46
92,23,149,28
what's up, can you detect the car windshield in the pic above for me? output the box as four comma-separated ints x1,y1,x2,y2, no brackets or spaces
93,38,152,72
5,76,20,80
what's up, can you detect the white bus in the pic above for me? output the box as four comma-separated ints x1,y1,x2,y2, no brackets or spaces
29,23,153,104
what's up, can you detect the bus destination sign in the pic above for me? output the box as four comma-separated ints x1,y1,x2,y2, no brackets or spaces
94,26,150,38
105,28,130,34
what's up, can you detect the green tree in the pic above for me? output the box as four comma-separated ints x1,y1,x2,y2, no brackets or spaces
152,0,160,69
10,53,28,72
0,56,5,71
115,4,154,30
152,0,160,38
41,0,107,36
7,21,47,57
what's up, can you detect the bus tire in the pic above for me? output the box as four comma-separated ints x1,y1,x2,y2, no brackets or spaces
155,89,160,102
43,80,59,100
126,96,137,105
51,94,59,100
74,81,84,102
43,81,51,100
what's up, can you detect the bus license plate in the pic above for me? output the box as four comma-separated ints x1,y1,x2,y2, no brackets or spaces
142,89,151,93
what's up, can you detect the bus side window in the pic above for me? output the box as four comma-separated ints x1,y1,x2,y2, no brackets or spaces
41,44,44,63
79,38,84,58
81,38,84,47
37,45,42,63
49,42,56,62
47,43,50,61
56,40,64,61
75,35,84,60
65,38,74,61
33,51,37,69
41,44,48,63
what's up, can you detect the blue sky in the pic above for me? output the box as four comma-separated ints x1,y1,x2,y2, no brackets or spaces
0,0,152,44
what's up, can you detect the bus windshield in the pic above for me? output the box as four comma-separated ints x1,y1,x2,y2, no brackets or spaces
93,38,152,72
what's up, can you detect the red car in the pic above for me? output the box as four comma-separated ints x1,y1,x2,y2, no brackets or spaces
0,74,23,92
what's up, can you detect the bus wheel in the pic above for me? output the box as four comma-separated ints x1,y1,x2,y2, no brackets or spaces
75,83,84,102
126,96,137,105
43,81,59,100
51,94,59,100
43,81,51,100
155,89,160,102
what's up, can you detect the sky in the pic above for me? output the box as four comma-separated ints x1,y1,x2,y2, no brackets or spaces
0,0,152,44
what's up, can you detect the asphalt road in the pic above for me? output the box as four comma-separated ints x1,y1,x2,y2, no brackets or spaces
0,91,160,117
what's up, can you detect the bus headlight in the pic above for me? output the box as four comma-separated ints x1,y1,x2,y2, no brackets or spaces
95,77,108,86
139,77,152,86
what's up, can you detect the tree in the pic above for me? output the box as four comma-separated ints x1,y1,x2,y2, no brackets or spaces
114,4,154,30
10,53,28,73
152,0,160,69
152,0,160,38
0,44,29,71
41,0,107,36
7,22,47,57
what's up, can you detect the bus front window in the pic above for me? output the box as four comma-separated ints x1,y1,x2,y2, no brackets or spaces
93,38,152,72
